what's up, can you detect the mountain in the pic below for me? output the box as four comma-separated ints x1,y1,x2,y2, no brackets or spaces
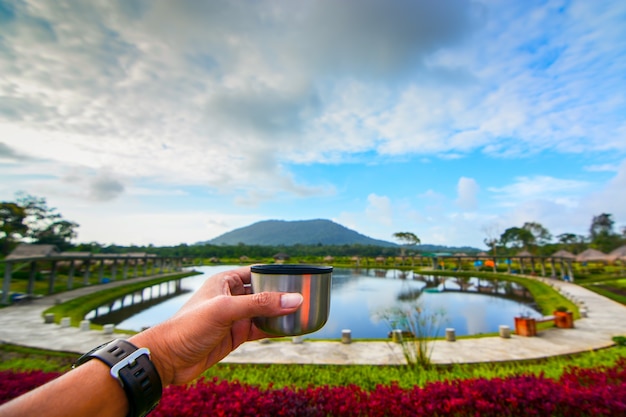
204,219,398,247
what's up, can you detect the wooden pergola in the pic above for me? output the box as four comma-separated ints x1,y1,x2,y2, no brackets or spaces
1,244,183,305
412,251,576,281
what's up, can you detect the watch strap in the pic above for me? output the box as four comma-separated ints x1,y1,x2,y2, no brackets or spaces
84,339,140,368
74,339,162,417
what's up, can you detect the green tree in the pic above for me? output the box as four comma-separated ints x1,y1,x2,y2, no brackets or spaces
589,213,620,252
522,222,552,247
0,202,28,255
590,213,614,239
14,193,79,251
499,227,534,252
556,233,586,253
557,233,578,245
35,219,79,249
393,232,420,246
393,232,420,258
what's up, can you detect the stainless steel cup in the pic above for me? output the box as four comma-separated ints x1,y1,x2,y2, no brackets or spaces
250,264,332,336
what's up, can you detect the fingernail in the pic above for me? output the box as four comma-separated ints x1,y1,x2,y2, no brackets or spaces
280,293,303,309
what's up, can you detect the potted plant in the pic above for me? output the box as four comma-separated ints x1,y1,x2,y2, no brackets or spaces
514,314,537,337
553,306,574,328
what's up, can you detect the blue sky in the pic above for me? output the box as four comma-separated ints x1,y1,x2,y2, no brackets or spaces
1,0,625,248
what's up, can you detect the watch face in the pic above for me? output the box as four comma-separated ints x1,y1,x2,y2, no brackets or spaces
73,340,114,368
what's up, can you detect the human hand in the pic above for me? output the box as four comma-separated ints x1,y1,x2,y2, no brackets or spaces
130,266,303,386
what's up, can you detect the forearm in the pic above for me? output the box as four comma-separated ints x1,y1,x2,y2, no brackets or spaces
0,332,173,417
0,267,301,416
0,359,128,417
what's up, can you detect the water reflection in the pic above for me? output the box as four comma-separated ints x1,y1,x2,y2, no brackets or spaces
87,266,542,339
85,280,190,326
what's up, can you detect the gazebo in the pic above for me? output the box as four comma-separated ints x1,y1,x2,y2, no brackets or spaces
608,245,626,274
551,249,576,259
576,249,608,263
608,245,626,262
272,253,290,263
514,250,535,275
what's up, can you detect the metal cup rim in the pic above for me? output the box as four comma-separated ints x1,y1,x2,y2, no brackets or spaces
250,264,333,275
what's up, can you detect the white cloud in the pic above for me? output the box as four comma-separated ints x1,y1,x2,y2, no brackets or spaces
488,176,590,206
1,1,625,248
455,177,479,211
60,168,126,202
365,194,393,226
4,0,622,202
126,187,187,197
477,159,626,239
582,159,626,221
584,164,620,173
0,141,36,163
60,203,262,246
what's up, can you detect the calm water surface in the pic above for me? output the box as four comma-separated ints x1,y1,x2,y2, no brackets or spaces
86,265,543,339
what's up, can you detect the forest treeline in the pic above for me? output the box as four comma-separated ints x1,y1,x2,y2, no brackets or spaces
2,194,625,259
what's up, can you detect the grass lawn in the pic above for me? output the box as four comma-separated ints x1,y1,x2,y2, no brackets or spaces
42,271,201,327
582,278,626,305
2,343,625,391
424,270,580,318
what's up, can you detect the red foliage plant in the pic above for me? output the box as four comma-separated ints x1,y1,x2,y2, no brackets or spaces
2,360,626,416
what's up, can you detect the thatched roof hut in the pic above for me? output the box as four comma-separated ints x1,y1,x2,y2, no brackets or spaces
515,250,533,257
323,255,334,262
576,248,608,263
551,249,576,259
608,245,626,262
5,244,59,260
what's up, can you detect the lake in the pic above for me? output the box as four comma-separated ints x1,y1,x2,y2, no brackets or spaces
86,265,543,339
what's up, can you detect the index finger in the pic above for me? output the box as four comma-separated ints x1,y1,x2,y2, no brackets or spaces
177,266,252,313
221,266,252,295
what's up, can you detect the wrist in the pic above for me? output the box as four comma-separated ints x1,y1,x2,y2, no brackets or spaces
74,339,163,417
129,330,176,387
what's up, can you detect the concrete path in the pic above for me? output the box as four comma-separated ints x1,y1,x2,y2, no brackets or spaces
1,274,625,365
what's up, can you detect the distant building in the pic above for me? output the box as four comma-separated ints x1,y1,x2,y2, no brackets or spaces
273,253,290,262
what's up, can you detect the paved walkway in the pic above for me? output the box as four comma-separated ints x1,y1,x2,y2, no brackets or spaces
1,273,625,365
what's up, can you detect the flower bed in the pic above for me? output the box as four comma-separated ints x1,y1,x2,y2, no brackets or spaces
3,360,626,416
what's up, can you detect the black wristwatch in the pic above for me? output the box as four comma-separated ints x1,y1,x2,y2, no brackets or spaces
74,339,162,417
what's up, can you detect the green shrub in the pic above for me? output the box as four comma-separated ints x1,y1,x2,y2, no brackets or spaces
613,336,626,346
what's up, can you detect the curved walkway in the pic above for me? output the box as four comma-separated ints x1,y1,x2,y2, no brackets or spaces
0,274,625,365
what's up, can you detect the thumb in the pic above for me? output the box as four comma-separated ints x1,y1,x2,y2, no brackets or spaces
211,292,303,324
